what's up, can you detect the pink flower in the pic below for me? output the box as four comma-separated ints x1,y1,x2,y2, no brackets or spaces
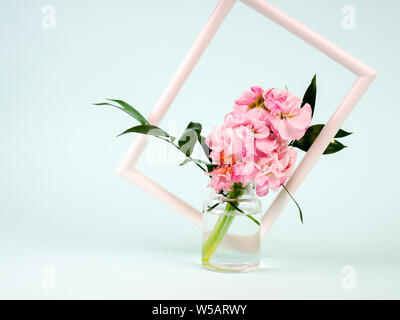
206,126,255,166
206,126,257,190
246,108,269,132
263,89,312,141
255,144,297,196
246,108,277,155
232,161,258,186
223,106,277,158
223,105,250,129
235,86,264,106
208,165,234,193
206,85,304,196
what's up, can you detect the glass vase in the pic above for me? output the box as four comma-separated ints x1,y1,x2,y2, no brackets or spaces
201,185,262,272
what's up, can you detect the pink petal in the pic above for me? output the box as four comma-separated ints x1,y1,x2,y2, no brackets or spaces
251,86,265,96
254,127,270,139
235,91,256,106
267,174,282,190
255,138,277,154
256,184,269,197
276,120,300,140
288,103,312,130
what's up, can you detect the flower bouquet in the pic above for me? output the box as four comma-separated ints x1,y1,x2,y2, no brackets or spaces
96,75,352,272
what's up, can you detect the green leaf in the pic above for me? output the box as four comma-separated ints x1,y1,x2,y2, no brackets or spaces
117,124,169,137
179,158,192,166
177,122,213,161
283,185,303,224
94,99,149,125
178,122,203,157
226,201,260,225
200,135,211,162
291,124,321,152
176,122,212,162
179,158,216,172
186,122,202,139
302,75,317,117
291,124,351,155
334,128,353,138
323,140,347,154
206,163,217,172
178,129,198,157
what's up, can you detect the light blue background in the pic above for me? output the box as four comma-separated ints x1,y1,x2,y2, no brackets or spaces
0,0,399,299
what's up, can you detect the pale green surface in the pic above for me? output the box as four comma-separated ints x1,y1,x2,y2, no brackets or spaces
0,0,399,299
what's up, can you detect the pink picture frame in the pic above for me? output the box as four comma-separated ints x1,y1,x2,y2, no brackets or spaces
116,0,377,239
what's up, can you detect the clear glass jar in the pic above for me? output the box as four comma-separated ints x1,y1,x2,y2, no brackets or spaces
202,185,262,272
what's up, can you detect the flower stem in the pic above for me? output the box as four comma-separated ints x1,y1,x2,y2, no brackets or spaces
202,184,247,262
202,203,236,262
